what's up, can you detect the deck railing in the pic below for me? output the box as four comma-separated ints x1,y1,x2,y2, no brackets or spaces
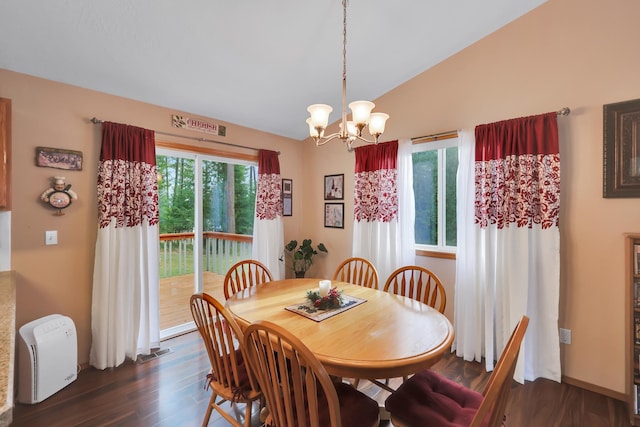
159,231,253,278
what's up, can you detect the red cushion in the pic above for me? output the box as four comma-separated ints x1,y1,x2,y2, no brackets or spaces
276,381,379,427
207,349,253,401
334,382,380,426
385,370,483,427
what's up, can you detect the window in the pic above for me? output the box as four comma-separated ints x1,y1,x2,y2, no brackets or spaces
156,145,258,338
156,151,257,237
412,136,458,253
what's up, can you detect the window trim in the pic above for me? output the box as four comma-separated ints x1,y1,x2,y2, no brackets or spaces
412,133,459,255
156,141,258,163
415,249,456,260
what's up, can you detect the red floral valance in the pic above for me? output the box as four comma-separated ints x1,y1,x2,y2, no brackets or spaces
354,140,398,223
474,113,559,229
97,121,158,228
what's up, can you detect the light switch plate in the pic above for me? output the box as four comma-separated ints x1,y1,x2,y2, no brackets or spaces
45,230,58,245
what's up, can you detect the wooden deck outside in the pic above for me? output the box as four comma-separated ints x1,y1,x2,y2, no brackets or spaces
159,271,226,331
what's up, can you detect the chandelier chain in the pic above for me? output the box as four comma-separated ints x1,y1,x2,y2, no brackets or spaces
305,0,389,150
341,0,348,134
342,0,347,84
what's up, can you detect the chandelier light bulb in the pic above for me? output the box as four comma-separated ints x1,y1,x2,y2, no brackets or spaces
307,104,333,129
306,118,320,139
368,112,390,138
348,101,375,126
339,120,357,146
346,120,357,137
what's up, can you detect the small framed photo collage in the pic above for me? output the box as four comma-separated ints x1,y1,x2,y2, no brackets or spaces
324,174,344,228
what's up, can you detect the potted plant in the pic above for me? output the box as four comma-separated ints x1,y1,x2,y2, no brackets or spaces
285,239,328,278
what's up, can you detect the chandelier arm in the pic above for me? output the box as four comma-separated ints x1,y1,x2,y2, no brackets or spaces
314,132,342,146
346,138,355,152
354,134,377,145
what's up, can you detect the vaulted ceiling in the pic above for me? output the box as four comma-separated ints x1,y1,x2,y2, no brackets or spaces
0,1,547,140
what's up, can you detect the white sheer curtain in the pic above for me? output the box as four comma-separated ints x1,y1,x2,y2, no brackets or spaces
453,113,561,383
352,139,415,286
90,121,160,370
252,149,284,280
397,139,416,268
453,129,483,359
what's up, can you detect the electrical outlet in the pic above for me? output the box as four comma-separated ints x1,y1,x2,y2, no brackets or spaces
559,328,571,344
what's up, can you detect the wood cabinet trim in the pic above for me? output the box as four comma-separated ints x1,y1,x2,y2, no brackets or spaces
0,98,11,211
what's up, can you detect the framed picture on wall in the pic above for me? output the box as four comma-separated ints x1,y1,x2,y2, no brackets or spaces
282,178,292,195
603,98,640,198
283,197,292,216
324,203,344,228
35,146,83,171
324,174,344,200
282,178,292,216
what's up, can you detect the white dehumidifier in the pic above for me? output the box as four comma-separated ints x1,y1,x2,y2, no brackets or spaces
17,314,78,404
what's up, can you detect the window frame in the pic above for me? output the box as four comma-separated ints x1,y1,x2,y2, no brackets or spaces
412,134,458,257
155,141,258,339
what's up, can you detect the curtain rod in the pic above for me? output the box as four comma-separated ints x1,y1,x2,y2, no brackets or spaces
411,130,459,142
90,117,279,155
411,107,571,142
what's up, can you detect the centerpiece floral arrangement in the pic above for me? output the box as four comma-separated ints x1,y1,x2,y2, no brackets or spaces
302,287,344,311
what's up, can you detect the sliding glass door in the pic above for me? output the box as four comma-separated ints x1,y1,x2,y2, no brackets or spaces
157,147,257,338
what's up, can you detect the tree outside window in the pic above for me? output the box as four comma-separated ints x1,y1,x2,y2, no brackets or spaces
412,138,458,252
157,155,257,235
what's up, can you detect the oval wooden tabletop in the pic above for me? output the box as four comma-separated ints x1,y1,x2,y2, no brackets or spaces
226,278,454,379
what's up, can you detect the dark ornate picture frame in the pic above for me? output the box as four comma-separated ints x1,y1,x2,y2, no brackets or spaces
603,98,640,198
35,146,83,171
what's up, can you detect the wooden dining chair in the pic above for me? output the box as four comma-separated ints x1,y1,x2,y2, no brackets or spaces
243,320,380,427
190,293,263,427
224,259,273,300
383,265,447,313
332,257,378,390
332,257,379,289
385,315,530,427
358,266,446,393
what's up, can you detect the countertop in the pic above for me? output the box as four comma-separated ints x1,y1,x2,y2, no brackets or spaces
0,271,15,426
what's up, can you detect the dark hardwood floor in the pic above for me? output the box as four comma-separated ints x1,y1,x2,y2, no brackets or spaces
12,331,631,427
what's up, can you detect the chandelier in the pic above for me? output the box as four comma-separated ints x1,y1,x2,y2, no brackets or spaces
305,0,389,151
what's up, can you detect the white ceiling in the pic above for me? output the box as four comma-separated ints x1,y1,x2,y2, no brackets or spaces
0,0,547,141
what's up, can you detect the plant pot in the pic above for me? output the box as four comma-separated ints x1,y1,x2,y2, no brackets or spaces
295,271,306,278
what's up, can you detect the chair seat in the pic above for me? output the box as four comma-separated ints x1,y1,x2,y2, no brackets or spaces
245,320,380,427
265,382,379,427
333,382,380,426
190,293,263,427
207,349,257,402
386,316,528,427
384,369,483,427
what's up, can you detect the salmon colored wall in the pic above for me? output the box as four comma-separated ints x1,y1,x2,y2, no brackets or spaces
0,68,304,366
301,0,640,395
3,0,640,397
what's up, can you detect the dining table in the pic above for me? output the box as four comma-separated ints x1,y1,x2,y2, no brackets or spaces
225,278,454,381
